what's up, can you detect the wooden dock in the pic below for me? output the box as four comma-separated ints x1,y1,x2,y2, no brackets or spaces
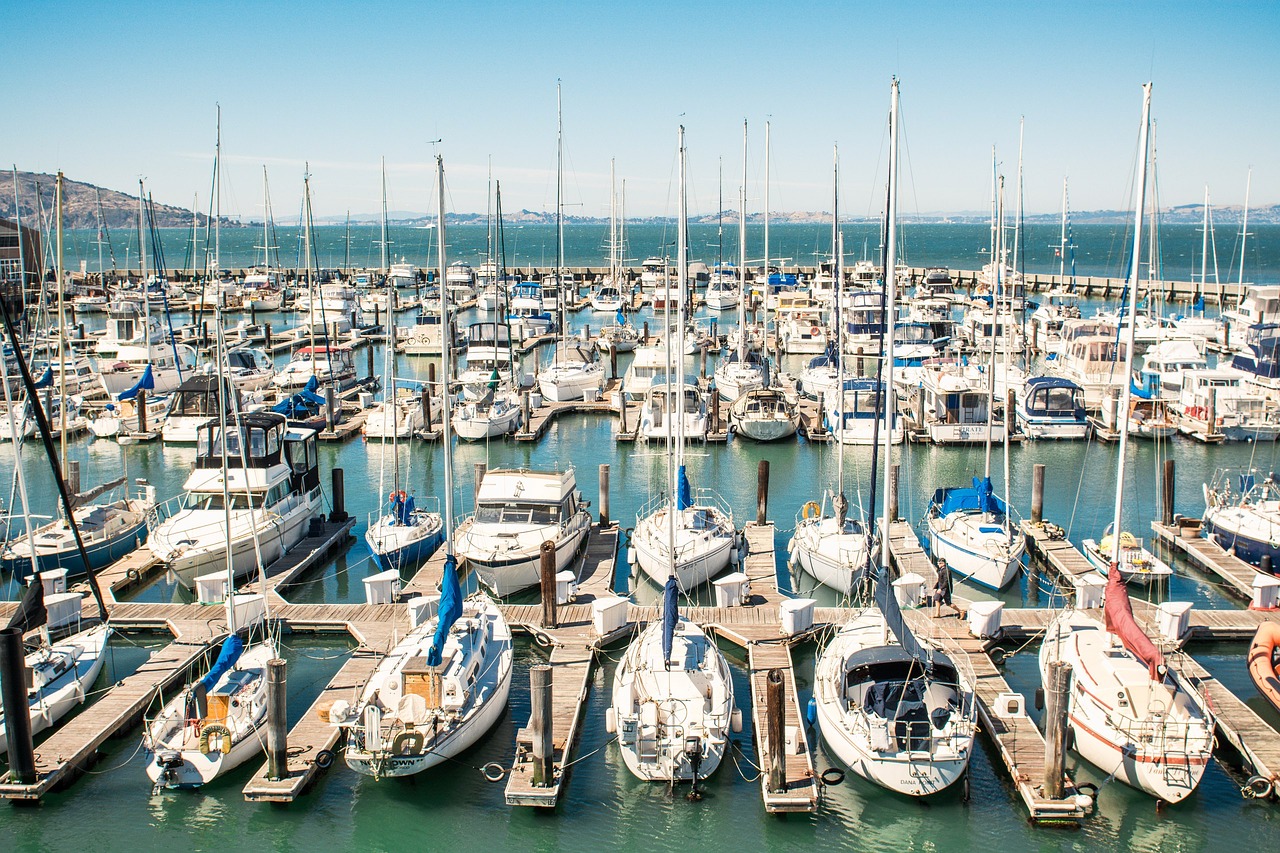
740,522,779,604
1021,520,1104,587
886,520,939,588
745,638,819,812
905,611,1088,822
256,518,358,602
0,621,220,800
1172,651,1280,789
242,621,398,802
1151,519,1260,602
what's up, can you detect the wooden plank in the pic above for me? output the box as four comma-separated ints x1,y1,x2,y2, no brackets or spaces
504,644,596,807
1172,651,1280,785
1152,520,1260,602
746,642,817,812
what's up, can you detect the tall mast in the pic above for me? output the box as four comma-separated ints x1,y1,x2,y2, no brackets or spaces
262,167,271,271
764,120,773,367
555,80,565,354
1239,167,1251,290
609,159,617,282
139,180,153,332
738,120,748,363
983,178,1003,481
676,125,687,455
304,166,316,374
438,154,455,555
878,79,900,572
56,171,66,472
833,145,845,506
1200,186,1210,288
214,105,221,273
380,157,389,273
1110,83,1153,566
1059,178,1068,280
1013,118,1024,277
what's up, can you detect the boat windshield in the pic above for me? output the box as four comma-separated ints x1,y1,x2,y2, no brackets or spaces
184,491,264,510
475,502,562,525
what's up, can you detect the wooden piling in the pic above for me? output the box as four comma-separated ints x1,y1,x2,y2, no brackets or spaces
530,664,554,786
539,540,557,629
330,468,348,523
264,322,273,350
1031,463,1045,524
1162,458,1176,526
0,628,36,784
599,464,610,526
522,391,532,431
757,460,770,525
266,658,288,781
68,459,81,498
766,668,785,793
1207,387,1218,439
888,463,900,523
324,387,337,431
421,387,433,431
137,389,148,434
609,344,618,379
1042,660,1071,799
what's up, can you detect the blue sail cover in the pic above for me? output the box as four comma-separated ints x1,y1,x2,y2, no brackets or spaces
117,364,155,401
1194,294,1206,312
427,554,463,667
874,566,928,664
33,365,53,389
677,465,692,511
615,309,626,326
198,634,245,693
304,375,319,394
661,576,678,667
972,476,1000,514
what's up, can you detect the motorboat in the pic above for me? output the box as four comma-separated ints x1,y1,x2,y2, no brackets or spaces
1082,527,1174,584
1016,376,1088,440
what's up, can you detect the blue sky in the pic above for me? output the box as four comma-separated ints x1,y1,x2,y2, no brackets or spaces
7,1,1276,219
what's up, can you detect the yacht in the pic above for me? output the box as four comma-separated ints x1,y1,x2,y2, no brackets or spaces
148,412,323,588
1016,376,1088,440
272,345,358,394
162,374,246,444
825,379,902,445
454,468,592,596
639,379,708,442
537,340,606,403
1202,469,1280,571
96,303,197,398
912,361,1005,445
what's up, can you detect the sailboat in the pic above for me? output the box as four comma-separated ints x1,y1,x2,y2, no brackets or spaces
814,81,978,796
537,84,606,404
789,150,873,596
1041,83,1215,804
714,121,768,404
339,156,513,776
145,322,280,789
925,172,1025,591
607,576,739,783
631,128,738,592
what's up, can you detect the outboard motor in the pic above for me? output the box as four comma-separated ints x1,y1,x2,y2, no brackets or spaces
684,735,704,801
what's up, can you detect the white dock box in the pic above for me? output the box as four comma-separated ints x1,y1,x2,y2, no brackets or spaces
1074,573,1106,610
1156,601,1193,641
407,596,439,630
39,569,68,596
556,571,579,605
713,572,750,608
967,600,1004,639
45,592,83,631
892,572,925,609
780,598,816,636
228,593,267,631
1252,573,1280,610
363,569,402,605
196,572,230,605
593,596,630,637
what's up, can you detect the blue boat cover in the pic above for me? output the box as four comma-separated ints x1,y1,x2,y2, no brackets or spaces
1194,294,1205,312
661,576,678,668
677,465,692,511
615,309,626,326
33,365,53,389
198,635,244,693
117,364,155,401
427,554,463,667
933,478,1004,517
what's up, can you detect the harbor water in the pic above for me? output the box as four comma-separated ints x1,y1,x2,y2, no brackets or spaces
4,222,1280,850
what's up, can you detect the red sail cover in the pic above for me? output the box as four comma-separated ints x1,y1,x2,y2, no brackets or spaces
1103,566,1165,679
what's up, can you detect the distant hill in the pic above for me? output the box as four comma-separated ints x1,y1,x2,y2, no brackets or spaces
0,170,238,230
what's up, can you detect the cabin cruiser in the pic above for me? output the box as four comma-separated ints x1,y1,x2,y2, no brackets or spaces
639,379,708,442
456,323,527,398
1178,368,1280,442
537,340,606,403
148,412,323,588
272,345,358,393
162,374,249,444
223,347,275,392
910,361,1005,445
298,280,363,334
1223,284,1280,345
96,303,197,398
1226,323,1280,401
1016,376,1088,440
454,468,591,596
1046,334,1128,410
507,283,555,342
1202,468,1280,572
824,379,902,445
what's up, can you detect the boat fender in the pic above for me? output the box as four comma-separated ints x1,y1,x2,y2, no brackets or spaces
802,501,821,521
481,762,506,782
1076,782,1098,798
1245,775,1273,799
805,697,817,728
810,326,821,337
820,767,846,786
199,723,233,756
314,749,335,769
127,569,140,581
731,708,743,733
392,730,425,756
605,707,617,733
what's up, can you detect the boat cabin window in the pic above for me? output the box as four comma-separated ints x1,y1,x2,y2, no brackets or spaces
185,491,264,511
475,501,563,525
1035,387,1081,412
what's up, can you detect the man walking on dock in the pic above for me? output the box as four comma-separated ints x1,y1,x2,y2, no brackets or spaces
934,559,952,617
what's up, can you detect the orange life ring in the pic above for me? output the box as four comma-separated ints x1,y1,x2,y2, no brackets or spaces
1247,621,1280,714
802,501,821,520
810,326,821,337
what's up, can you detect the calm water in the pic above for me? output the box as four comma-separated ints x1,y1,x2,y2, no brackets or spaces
53,221,1280,284
5,239,1280,849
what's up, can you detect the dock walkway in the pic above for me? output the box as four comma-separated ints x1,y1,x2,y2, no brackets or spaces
1151,520,1260,602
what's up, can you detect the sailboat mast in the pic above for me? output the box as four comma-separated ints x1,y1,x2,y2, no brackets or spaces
555,81,565,353
1239,168,1252,290
833,145,844,501
1013,118,1023,277
984,179,1003,481
262,168,270,271
56,171,66,471
676,125,687,455
1200,186,1209,287
609,159,617,283
304,168,316,376
1110,83,1153,565
1059,179,1068,280
438,154,455,555
878,79,900,571
738,120,747,363
764,121,772,367
380,158,389,273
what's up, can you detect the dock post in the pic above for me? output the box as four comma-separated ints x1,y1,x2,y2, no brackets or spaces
711,390,720,433
699,346,707,379
1043,660,1072,799
474,463,487,508
264,322,273,350
530,663,554,786
137,389,148,433
619,391,628,434
324,387,337,432
266,658,288,781
766,668,786,793
539,540,557,629
888,463,900,523
366,342,375,378
68,459,81,497
428,360,436,388
330,468,348,523
0,628,37,784
599,463,610,526
610,344,618,380
522,391,532,432
421,387,433,432
1006,388,1016,434
815,392,825,435
1162,459,1176,525
642,321,649,343
373,303,381,332
1207,388,1218,439
1031,463,1046,524
757,460,770,526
